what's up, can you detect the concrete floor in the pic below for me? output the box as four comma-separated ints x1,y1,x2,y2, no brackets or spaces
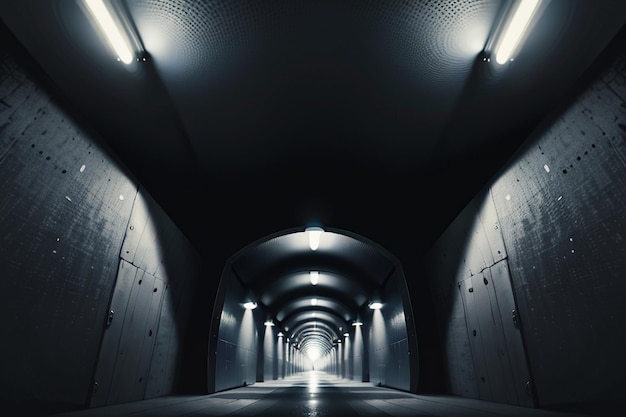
44,371,607,417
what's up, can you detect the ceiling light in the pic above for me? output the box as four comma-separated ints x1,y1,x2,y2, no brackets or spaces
368,302,383,310
343,332,349,337
310,271,319,286
305,226,324,251
84,0,134,64
311,298,318,306
264,320,274,327
278,332,284,337
352,321,363,326
243,301,257,310
494,0,542,65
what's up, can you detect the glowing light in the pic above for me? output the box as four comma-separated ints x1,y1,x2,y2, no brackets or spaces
305,227,324,251
306,347,321,362
495,0,541,65
311,298,318,306
84,0,134,64
243,301,257,310
368,302,383,310
352,321,363,326
310,271,319,286
264,320,274,327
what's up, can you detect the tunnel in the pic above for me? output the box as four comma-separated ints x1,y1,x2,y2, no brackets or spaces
207,227,418,394
1,1,626,417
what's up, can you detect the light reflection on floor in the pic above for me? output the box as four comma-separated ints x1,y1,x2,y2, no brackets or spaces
50,371,595,417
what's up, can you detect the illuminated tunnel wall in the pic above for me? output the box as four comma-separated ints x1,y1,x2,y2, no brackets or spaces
423,47,626,410
209,263,309,393
209,229,417,393
0,52,200,412
367,267,414,392
209,265,261,392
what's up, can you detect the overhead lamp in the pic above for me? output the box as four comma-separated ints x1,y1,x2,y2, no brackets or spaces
351,321,363,326
305,227,324,251
277,332,284,337
368,302,383,310
343,332,349,337
84,0,135,64
493,0,542,65
310,271,319,286
264,320,274,327
243,301,257,310
311,298,318,306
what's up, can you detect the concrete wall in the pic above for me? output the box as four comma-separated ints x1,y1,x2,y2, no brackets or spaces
423,44,626,411
368,270,412,391
0,48,199,413
211,265,261,392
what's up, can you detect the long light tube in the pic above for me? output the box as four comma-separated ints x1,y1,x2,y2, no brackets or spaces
310,271,319,286
85,0,134,64
495,0,541,65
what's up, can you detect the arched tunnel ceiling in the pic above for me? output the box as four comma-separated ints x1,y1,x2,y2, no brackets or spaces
229,229,395,354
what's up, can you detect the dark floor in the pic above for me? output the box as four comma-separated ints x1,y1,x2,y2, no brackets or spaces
39,371,609,417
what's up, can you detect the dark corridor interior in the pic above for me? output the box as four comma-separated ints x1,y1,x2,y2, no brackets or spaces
1,1,626,417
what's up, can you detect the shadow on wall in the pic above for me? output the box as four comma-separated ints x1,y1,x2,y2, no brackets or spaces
422,36,626,414
0,46,201,415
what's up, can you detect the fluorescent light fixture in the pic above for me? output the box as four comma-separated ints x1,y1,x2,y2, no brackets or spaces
310,271,319,286
84,0,134,64
243,301,257,310
311,298,318,306
305,226,324,251
495,0,541,65
264,320,274,327
277,332,284,337
343,332,349,337
352,321,363,326
368,302,383,310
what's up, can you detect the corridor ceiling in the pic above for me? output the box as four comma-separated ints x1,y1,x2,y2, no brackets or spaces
1,1,625,361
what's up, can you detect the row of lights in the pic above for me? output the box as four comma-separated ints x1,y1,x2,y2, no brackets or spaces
239,225,380,358
85,0,544,67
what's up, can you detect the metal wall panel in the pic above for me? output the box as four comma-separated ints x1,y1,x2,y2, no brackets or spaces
488,261,533,407
470,271,517,404
144,284,178,399
120,192,160,277
95,265,165,405
426,192,533,407
89,260,137,408
459,277,492,401
432,288,478,398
